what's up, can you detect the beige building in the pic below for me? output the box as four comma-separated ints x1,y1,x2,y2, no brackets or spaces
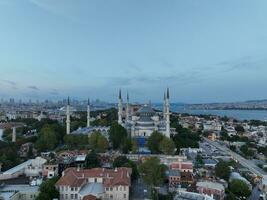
56,167,132,200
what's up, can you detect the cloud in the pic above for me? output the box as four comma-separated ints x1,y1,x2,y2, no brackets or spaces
216,56,266,72
1,79,17,90
28,0,84,24
2,79,16,86
28,85,39,90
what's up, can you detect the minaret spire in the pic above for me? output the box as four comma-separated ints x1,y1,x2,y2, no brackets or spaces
87,98,91,128
163,91,166,119
165,88,170,137
66,96,71,134
118,89,123,125
126,91,129,122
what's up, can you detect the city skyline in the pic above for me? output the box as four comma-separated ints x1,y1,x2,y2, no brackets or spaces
1,0,267,103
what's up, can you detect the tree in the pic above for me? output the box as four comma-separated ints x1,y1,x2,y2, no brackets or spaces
215,161,230,180
172,128,200,153
121,137,132,154
113,156,139,180
220,128,229,141
85,150,101,169
139,157,167,187
35,125,58,151
64,134,88,149
196,154,204,167
36,177,59,200
131,139,138,153
147,132,164,154
88,131,108,153
235,125,245,133
229,179,251,199
159,136,175,155
109,122,128,150
240,144,254,158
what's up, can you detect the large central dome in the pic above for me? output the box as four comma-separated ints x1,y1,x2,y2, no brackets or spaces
137,104,155,115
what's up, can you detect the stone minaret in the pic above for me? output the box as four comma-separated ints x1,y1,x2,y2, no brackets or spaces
66,97,70,135
163,91,166,119
165,88,170,137
126,92,129,122
87,98,91,128
118,89,123,125
12,127,16,142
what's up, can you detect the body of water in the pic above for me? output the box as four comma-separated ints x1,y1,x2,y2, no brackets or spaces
155,104,267,121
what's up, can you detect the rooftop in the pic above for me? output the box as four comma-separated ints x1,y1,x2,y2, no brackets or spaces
79,182,104,196
56,167,132,188
196,181,224,191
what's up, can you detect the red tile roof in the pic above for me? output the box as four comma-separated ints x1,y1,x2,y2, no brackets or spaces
56,167,132,188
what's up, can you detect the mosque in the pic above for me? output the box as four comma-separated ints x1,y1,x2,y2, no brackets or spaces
64,88,173,147
117,88,172,141
65,98,109,138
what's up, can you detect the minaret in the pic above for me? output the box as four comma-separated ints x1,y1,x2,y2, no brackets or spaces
12,127,16,142
126,92,129,122
165,88,170,137
163,92,166,119
87,98,91,128
66,97,70,135
118,89,123,125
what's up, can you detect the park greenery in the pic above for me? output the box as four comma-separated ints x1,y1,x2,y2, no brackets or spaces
139,157,167,187
147,131,175,155
85,150,101,169
88,131,108,153
36,177,59,200
171,125,200,154
113,156,139,180
215,160,231,180
228,179,251,199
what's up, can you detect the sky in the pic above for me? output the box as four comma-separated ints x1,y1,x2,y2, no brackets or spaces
0,0,267,103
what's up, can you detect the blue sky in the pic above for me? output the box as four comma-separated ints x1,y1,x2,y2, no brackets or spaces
0,0,267,103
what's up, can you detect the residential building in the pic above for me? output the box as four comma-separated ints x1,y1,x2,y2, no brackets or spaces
56,167,132,200
196,181,225,200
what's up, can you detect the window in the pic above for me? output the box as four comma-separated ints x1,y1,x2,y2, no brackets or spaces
95,178,97,182
124,194,127,198
110,195,113,199
71,194,74,199
110,187,113,191
75,194,78,199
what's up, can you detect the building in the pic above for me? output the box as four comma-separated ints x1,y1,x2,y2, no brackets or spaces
0,184,39,200
170,160,193,173
56,167,132,200
168,169,181,188
118,89,172,142
42,163,59,179
0,157,46,180
196,181,225,200
174,191,214,200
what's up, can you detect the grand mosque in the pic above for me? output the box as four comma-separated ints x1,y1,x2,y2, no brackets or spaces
117,88,172,139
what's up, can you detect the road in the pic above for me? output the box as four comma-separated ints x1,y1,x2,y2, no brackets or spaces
203,137,267,177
